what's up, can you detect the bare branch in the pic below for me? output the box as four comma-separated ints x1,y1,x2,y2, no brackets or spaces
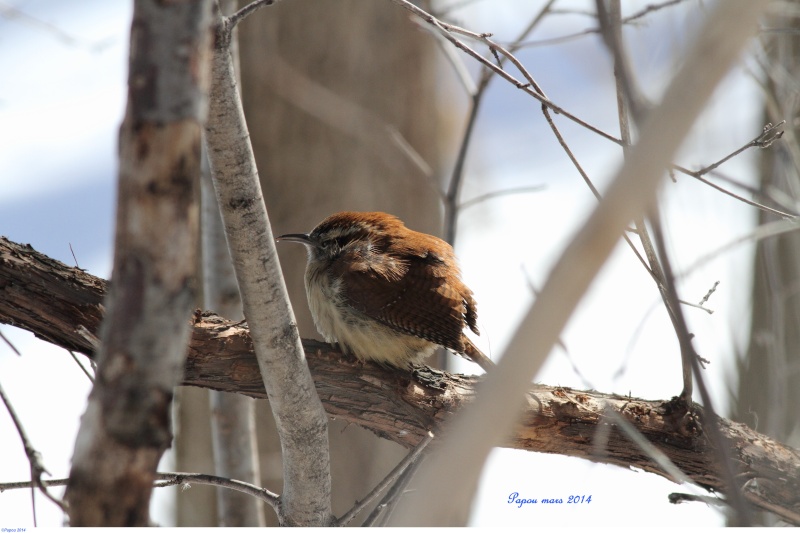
362,452,425,527
698,281,720,307
459,185,546,211
0,379,66,513
336,432,434,526
68,351,95,383
152,472,279,510
518,0,692,48
226,0,281,31
202,1,266,525
1,236,799,522
442,0,556,246
388,0,622,145
1,472,280,512
389,1,770,525
680,218,800,279
696,121,785,175
0,329,21,356
672,122,794,219
205,8,331,525
649,214,754,525
598,0,695,405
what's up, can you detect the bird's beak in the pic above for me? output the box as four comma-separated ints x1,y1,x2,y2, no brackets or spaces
276,233,313,245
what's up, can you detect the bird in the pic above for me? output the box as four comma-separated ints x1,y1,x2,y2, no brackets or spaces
277,211,494,371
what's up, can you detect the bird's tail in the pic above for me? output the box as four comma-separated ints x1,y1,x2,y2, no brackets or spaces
461,336,495,372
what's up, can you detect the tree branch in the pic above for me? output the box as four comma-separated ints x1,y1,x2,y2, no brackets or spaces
204,8,331,526
1,235,799,523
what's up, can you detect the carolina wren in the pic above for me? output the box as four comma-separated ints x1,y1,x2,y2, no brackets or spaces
277,211,493,371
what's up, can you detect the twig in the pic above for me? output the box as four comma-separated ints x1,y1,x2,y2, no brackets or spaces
460,186,548,212
676,168,796,219
388,0,622,145
698,281,720,307
443,89,486,245
601,0,705,402
0,378,66,514
539,79,659,289
669,491,728,507
1,329,21,356
518,0,691,48
679,218,800,280
593,400,699,490
68,243,80,269
671,122,793,219
412,18,477,95
625,0,688,23
649,213,754,525
0,472,281,511
362,447,427,527
68,350,95,383
431,3,555,366
596,0,647,121
679,300,714,315
153,472,280,509
647,209,694,400
226,0,281,31
710,169,798,214
743,484,800,525
336,431,434,526
695,121,784,175
441,1,556,245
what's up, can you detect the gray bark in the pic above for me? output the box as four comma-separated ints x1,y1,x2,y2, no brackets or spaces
198,1,266,526
64,0,214,525
202,148,266,526
203,9,332,526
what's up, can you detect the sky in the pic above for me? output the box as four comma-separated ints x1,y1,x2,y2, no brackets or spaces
0,0,774,527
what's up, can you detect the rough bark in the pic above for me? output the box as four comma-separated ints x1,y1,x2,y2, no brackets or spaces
61,0,213,525
1,235,798,524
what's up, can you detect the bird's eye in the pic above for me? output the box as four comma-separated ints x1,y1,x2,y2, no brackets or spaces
315,234,349,259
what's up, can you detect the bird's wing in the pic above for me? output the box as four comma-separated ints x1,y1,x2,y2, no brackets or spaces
333,246,476,352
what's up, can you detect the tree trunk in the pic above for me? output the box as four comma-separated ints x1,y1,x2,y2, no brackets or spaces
64,0,213,525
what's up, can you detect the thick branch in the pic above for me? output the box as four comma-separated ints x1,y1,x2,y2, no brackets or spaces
1,236,799,523
203,11,331,526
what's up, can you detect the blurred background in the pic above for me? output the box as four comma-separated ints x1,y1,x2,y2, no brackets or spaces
1,0,797,526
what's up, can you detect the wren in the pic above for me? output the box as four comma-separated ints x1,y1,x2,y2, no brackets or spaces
277,211,493,371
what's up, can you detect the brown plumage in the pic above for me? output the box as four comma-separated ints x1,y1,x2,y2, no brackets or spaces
278,212,492,370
